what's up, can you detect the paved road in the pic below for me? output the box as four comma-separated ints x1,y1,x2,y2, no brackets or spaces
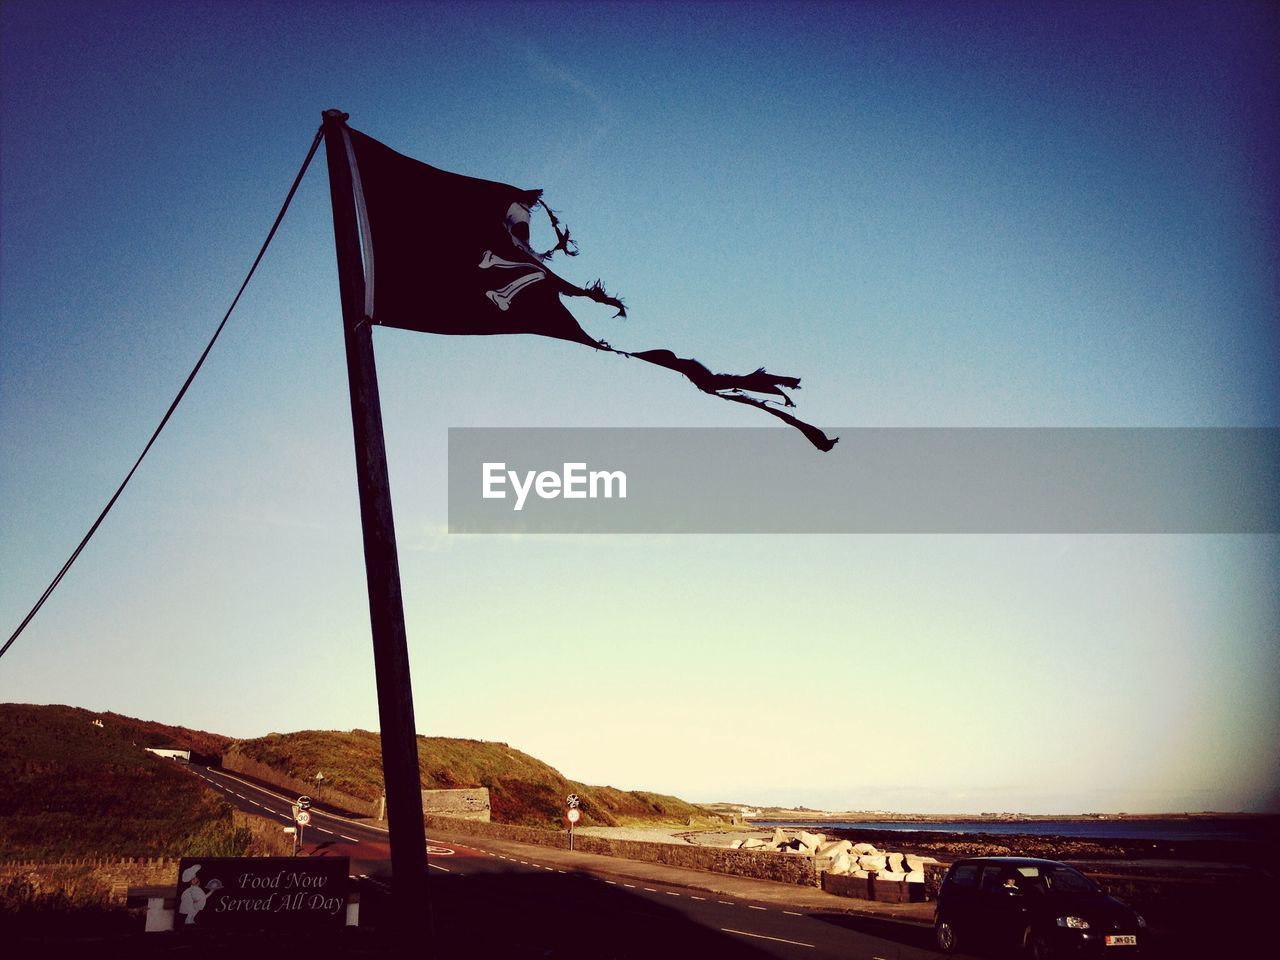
185,764,975,958
191,764,392,872
414,846,951,959
186,766,1204,958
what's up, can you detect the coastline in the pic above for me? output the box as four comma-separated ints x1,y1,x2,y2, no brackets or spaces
580,815,1277,867
742,813,1279,824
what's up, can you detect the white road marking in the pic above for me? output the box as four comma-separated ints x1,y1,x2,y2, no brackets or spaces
691,896,707,901
557,870,566,874
718,900,733,905
428,863,450,873
784,910,803,916
605,880,617,885
623,884,636,889
339,835,360,842
643,888,658,892
234,793,245,799
722,929,814,948
748,905,766,911
317,828,335,835
665,892,680,897
207,767,389,832
249,801,261,807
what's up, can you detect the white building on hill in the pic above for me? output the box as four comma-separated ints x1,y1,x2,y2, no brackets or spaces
145,747,191,762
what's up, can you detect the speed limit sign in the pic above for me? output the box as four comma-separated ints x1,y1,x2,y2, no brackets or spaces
566,807,581,824
296,809,312,826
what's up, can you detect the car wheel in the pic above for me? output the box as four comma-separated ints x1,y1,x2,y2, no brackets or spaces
935,919,959,954
1025,927,1053,960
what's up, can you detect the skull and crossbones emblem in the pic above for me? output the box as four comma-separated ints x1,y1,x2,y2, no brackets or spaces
479,202,547,311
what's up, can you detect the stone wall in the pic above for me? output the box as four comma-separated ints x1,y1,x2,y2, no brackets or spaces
424,816,826,886
220,750,377,817
423,787,490,822
221,753,490,823
923,859,948,900
0,858,179,901
822,871,928,902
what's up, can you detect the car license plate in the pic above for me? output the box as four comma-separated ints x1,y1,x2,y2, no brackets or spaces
1105,935,1138,946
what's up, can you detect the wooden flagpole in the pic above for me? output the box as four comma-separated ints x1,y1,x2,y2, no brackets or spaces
320,109,429,928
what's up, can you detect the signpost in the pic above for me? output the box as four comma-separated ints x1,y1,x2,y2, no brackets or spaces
291,797,311,854
566,794,581,850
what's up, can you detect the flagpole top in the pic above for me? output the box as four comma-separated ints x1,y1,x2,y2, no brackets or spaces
322,109,350,123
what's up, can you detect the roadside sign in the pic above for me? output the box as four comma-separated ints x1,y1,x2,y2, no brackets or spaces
567,807,580,824
297,796,312,810
175,857,347,932
566,793,580,808
296,810,312,826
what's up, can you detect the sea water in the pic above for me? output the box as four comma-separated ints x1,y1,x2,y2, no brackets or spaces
749,818,1270,844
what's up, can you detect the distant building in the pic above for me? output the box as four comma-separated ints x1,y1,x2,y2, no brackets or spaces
145,748,191,762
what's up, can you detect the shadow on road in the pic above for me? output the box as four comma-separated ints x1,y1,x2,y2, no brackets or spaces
5,868,784,959
365,868,784,958
809,909,1248,960
809,910,942,953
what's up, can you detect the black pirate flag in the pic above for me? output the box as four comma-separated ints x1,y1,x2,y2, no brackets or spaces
343,127,836,451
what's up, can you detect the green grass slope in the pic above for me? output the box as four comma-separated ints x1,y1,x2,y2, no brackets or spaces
230,730,709,828
0,704,246,860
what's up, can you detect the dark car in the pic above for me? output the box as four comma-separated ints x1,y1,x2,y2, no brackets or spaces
934,856,1146,958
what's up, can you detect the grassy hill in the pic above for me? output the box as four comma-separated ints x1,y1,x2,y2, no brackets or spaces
0,704,248,860
1,703,710,851
230,729,710,828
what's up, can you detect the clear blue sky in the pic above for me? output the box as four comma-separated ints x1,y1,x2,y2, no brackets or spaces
2,1,1276,813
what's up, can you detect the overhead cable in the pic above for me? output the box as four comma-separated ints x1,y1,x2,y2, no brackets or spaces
1,126,325,662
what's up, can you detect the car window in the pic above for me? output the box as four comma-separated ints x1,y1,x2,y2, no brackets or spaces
1043,865,1097,894
977,870,1029,901
979,867,1005,893
1016,866,1047,894
948,864,978,888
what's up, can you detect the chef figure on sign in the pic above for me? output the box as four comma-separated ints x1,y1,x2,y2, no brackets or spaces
178,864,222,924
